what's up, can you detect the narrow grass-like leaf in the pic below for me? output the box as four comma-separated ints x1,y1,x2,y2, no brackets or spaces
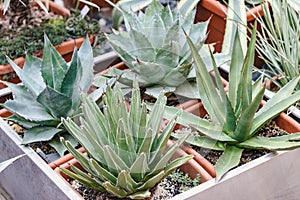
178,0,201,16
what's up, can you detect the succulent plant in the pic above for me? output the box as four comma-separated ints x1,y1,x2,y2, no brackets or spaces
255,0,300,91
1,34,94,156
151,25,300,180
60,81,192,199
105,0,209,97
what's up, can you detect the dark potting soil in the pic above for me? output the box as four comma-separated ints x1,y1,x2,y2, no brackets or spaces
191,120,288,166
69,169,200,200
140,90,194,107
6,121,57,155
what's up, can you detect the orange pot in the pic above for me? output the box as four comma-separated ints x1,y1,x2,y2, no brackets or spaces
195,0,267,68
62,0,118,10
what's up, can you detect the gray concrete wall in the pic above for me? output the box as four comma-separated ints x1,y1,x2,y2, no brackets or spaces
0,118,82,200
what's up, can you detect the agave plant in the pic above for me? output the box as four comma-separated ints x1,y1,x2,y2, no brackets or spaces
109,0,201,29
105,0,210,98
151,25,300,180
1,34,94,156
60,81,192,199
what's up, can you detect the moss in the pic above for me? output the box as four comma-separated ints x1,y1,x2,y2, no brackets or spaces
0,9,100,65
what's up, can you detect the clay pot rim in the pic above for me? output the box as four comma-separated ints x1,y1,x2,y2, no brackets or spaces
199,0,268,22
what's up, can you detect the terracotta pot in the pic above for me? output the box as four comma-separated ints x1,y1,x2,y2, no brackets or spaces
195,0,266,68
0,0,71,17
62,0,118,10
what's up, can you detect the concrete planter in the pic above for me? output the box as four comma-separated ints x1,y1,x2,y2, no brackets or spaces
0,118,82,200
171,148,300,200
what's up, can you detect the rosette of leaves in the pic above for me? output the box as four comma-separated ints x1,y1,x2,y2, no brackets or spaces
105,0,210,98
151,25,300,180
1,35,94,156
60,81,192,199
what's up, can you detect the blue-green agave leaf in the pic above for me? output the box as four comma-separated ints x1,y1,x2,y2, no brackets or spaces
37,86,73,119
41,34,68,91
77,36,94,93
22,126,63,144
6,55,45,97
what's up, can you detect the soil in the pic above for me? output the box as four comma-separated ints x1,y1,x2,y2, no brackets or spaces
6,121,57,155
0,0,61,31
138,88,194,107
190,120,288,166
69,169,200,200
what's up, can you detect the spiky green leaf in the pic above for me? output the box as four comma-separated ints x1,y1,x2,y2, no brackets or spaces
22,126,62,144
215,145,243,180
